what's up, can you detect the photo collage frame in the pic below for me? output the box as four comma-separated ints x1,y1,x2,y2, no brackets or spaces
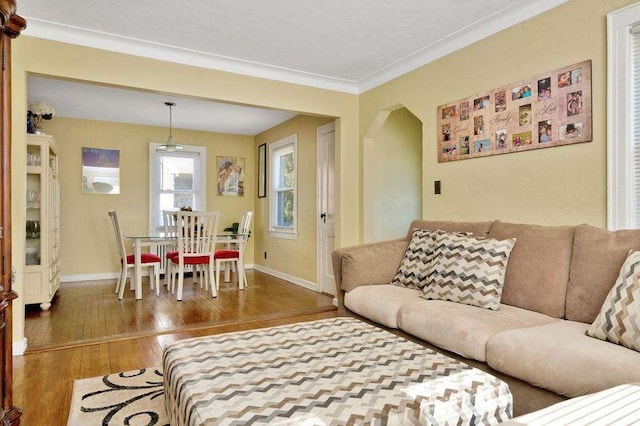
437,60,592,163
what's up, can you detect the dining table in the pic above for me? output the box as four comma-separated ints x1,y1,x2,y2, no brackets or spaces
123,231,246,300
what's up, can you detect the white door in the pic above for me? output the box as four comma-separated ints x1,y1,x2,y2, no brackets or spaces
317,122,336,296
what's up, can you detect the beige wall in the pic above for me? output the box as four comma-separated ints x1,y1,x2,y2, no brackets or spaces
254,115,334,283
11,37,358,347
41,117,255,277
360,0,637,229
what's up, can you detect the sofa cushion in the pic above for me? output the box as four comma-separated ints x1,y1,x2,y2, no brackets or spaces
566,224,640,323
344,284,421,329
487,221,575,318
391,229,467,290
486,321,640,398
407,220,492,239
587,250,640,352
422,233,515,310
398,299,557,362
340,239,409,292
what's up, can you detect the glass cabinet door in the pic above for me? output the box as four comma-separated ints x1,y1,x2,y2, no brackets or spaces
26,143,43,266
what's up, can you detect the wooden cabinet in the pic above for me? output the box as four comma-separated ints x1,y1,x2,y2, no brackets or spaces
24,134,60,310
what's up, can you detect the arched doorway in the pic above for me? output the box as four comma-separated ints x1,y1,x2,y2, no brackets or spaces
363,106,422,242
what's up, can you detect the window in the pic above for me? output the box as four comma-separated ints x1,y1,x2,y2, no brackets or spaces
269,134,297,239
149,143,206,231
608,3,640,230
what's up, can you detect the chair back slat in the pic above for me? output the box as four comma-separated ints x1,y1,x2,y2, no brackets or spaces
162,210,178,237
175,211,220,260
236,211,253,252
108,210,128,265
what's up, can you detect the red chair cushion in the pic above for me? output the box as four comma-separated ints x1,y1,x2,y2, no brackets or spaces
124,253,161,264
165,250,178,259
168,254,211,265
215,250,239,260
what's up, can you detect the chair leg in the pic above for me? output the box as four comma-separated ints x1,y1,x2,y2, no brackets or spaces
154,263,160,296
177,264,184,301
118,267,128,300
209,262,217,298
215,259,222,292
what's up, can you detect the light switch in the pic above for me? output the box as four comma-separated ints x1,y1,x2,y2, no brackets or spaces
434,180,441,195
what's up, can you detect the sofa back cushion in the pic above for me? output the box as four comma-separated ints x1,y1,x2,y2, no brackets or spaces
488,221,575,318
406,220,492,238
566,224,640,323
341,239,409,292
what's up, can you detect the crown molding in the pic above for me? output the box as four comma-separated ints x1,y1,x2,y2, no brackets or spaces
22,18,361,94
356,0,571,93
24,0,570,95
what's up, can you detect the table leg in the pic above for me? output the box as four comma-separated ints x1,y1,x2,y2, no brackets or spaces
135,241,142,300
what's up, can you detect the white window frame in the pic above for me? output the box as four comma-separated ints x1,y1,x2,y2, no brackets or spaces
269,134,298,240
148,143,207,231
608,3,640,230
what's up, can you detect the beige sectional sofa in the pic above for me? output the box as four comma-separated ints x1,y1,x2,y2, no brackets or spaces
332,219,640,401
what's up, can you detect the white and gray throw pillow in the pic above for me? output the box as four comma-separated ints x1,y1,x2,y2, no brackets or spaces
422,233,516,310
391,229,456,290
587,250,640,352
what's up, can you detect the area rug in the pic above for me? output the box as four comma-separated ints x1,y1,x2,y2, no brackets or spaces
68,367,168,425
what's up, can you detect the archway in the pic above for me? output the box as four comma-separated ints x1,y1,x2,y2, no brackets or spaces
363,106,422,242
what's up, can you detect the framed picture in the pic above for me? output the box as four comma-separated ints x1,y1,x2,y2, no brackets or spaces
258,143,267,198
217,156,245,196
82,147,120,194
436,59,592,162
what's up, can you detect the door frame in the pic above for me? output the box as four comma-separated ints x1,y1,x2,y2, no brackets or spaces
316,121,336,298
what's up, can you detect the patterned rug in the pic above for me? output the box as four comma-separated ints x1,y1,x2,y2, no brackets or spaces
68,368,168,425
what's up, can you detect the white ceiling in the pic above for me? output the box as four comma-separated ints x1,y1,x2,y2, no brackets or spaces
21,0,569,134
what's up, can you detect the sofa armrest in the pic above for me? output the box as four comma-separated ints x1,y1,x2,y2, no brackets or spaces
332,238,409,307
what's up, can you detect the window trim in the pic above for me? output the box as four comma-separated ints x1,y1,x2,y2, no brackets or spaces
269,134,298,240
148,143,207,231
607,3,640,230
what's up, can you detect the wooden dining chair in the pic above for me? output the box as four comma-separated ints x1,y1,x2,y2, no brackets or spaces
166,211,220,300
108,210,161,299
215,211,252,290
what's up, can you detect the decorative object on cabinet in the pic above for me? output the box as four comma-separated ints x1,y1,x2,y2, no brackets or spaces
217,156,245,196
25,134,61,311
27,101,55,135
437,60,592,162
82,147,120,194
156,101,184,152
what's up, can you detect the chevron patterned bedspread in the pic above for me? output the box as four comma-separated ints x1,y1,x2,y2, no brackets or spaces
163,317,512,425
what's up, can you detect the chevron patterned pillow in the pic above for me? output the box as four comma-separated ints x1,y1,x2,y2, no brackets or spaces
422,233,516,310
587,250,640,352
391,229,459,290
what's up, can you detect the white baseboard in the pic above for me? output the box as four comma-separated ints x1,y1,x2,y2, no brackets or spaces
13,337,27,356
253,264,317,291
63,265,256,284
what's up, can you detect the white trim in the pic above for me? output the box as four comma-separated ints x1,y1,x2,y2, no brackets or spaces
13,337,27,356
316,121,336,295
253,264,317,291
23,1,570,95
23,19,359,94
269,134,298,239
607,3,640,230
62,272,128,282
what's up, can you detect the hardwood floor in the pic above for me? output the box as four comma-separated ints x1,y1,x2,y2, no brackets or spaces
24,270,335,351
16,270,337,424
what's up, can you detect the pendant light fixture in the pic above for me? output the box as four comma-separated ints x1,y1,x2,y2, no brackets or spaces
156,101,184,152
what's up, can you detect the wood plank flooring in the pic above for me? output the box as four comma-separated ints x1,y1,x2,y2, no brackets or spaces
25,270,336,351
16,270,337,424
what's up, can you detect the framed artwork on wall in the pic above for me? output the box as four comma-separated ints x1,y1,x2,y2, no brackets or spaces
82,147,120,194
436,59,592,162
217,156,245,196
258,143,267,198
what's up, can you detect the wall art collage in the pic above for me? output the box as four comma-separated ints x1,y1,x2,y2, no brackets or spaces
437,60,592,163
